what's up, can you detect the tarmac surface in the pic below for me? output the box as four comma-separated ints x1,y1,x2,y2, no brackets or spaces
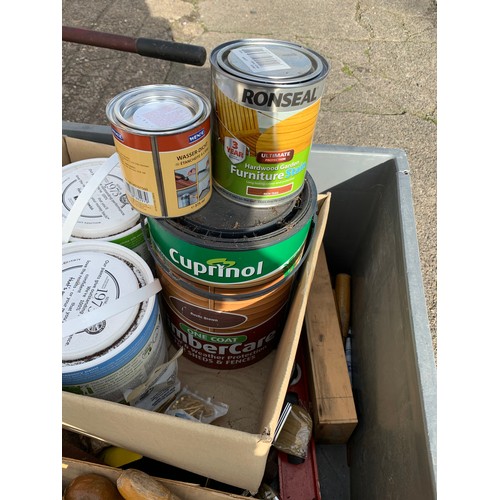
62,0,437,352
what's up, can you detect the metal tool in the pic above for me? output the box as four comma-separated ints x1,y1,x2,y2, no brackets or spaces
277,338,322,499
62,26,207,66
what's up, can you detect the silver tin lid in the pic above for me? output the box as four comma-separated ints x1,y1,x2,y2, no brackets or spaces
106,84,207,134
212,39,329,85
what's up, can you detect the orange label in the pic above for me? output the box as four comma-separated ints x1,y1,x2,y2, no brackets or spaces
112,126,212,217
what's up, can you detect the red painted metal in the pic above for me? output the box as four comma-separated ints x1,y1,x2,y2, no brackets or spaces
62,26,137,53
277,337,322,500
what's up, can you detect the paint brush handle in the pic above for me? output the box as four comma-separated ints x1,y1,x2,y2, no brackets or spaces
335,273,351,345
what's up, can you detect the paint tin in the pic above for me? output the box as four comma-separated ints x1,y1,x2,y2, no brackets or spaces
147,172,317,287
157,264,296,369
62,157,150,263
146,173,317,368
210,39,329,206
62,241,166,402
106,84,212,218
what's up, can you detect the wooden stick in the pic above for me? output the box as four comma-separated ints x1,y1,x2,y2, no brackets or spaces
335,273,351,346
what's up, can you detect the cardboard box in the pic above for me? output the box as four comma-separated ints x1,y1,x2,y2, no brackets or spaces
62,136,331,493
62,458,249,499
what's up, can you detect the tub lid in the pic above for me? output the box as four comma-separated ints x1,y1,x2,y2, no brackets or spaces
62,249,141,361
108,85,205,132
62,158,140,239
168,186,298,239
213,39,328,84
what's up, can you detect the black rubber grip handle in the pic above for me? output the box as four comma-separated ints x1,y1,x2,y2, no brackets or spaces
136,37,206,66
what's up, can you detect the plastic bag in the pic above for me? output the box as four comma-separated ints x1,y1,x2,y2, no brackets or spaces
164,386,229,424
123,348,183,412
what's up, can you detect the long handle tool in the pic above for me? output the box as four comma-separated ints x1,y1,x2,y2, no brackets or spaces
62,26,207,66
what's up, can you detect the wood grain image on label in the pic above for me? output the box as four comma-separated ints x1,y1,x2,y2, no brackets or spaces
214,85,320,157
214,85,260,155
257,100,320,153
156,263,294,330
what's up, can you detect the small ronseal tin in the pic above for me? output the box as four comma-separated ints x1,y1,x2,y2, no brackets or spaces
210,39,329,206
106,84,212,218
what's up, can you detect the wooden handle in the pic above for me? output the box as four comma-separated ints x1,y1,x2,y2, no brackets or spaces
335,273,351,344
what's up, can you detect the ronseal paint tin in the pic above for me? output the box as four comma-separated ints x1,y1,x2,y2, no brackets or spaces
62,241,166,403
106,84,212,218
210,39,329,206
62,157,150,263
146,174,317,368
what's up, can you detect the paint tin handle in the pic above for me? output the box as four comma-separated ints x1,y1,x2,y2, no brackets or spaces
140,213,317,302
62,278,161,338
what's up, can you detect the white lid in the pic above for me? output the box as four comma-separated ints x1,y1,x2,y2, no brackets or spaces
62,249,141,361
62,158,140,239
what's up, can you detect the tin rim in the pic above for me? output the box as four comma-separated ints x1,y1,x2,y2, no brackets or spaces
163,187,297,238
106,84,210,135
211,39,329,86
149,172,317,248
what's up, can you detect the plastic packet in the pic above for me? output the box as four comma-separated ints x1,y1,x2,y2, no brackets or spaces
122,348,183,412
254,483,280,499
164,386,229,424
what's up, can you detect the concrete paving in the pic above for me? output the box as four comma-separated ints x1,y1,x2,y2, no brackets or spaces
62,0,437,352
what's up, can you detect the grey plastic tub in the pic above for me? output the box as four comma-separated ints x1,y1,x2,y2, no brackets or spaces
309,144,437,500
62,121,437,500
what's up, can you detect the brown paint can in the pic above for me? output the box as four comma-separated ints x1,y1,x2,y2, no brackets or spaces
145,174,318,369
156,263,296,369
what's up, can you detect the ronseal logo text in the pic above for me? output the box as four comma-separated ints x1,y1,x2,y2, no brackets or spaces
241,87,318,109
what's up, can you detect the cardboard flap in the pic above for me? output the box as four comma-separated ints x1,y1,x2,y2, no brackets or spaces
258,193,331,435
62,458,250,499
62,391,269,492
62,136,115,166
